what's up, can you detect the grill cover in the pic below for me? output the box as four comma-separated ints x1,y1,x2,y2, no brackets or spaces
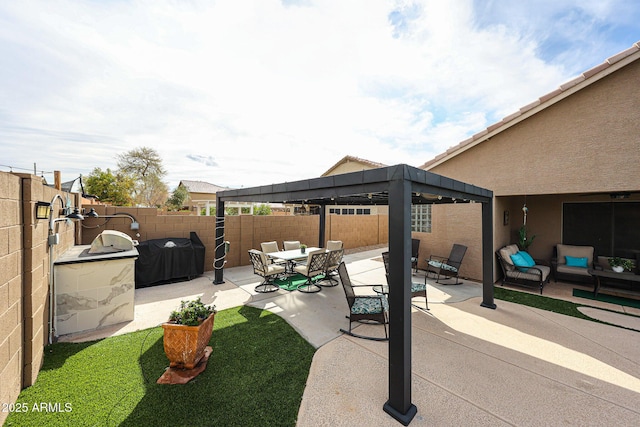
89,230,135,254
135,232,205,288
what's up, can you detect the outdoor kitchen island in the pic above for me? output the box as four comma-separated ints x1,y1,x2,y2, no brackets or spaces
54,243,138,337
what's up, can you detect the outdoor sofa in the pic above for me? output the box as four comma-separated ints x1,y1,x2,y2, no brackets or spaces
496,244,551,294
551,244,596,284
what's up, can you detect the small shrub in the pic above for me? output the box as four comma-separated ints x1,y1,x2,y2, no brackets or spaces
168,297,216,326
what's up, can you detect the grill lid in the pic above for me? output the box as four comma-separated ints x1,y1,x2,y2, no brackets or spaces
89,230,135,254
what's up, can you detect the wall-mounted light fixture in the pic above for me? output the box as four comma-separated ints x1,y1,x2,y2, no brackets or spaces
35,201,51,220
85,207,100,218
83,210,139,230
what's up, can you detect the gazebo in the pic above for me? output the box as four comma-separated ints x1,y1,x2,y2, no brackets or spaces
214,164,495,425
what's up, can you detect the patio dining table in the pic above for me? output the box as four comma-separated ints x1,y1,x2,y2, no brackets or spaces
266,247,322,274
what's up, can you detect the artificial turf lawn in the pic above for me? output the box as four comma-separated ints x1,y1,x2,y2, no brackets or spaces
494,286,594,320
5,306,315,427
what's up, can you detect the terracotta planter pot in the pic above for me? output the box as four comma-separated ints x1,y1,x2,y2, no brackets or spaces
162,313,215,370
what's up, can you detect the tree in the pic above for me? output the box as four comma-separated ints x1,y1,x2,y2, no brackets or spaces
84,168,135,206
166,183,190,211
117,146,168,207
141,174,169,208
253,204,272,215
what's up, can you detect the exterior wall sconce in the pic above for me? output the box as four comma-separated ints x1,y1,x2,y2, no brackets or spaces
35,201,52,220
84,209,139,230
85,207,100,217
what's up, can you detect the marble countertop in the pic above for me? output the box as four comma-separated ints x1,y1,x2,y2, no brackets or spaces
54,245,139,265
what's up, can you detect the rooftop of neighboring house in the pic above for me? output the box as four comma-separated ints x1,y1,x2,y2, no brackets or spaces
179,180,230,194
322,155,387,176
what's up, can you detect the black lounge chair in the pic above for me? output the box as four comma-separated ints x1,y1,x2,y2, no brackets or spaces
382,251,428,310
425,244,467,285
337,262,388,341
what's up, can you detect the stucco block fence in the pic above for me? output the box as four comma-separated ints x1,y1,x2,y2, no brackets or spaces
1,172,79,425
81,205,389,269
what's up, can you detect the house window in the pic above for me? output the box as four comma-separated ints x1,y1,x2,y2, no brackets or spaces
411,205,431,233
563,202,640,258
356,208,371,215
342,208,355,215
329,208,340,214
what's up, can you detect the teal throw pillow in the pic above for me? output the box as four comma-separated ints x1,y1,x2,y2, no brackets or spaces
510,252,533,272
565,255,588,268
518,251,535,266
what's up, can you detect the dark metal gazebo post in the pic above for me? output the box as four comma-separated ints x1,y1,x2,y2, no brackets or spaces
318,203,326,248
213,197,225,285
383,173,418,425
480,199,496,308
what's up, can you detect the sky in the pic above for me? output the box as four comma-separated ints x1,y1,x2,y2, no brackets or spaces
1,0,639,190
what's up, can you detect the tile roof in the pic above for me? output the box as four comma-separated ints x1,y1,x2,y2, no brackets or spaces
421,41,640,170
321,155,387,176
179,180,229,194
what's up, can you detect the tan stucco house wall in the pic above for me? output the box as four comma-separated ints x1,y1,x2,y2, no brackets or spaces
420,43,640,281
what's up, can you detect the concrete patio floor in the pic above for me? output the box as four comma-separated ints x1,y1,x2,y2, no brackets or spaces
58,247,640,426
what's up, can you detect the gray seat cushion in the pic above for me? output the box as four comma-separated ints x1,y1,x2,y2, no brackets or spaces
506,264,551,282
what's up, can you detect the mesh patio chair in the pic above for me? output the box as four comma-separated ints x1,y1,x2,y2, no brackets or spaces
283,241,301,250
294,249,329,293
425,244,467,285
382,251,428,310
248,249,285,293
319,248,344,287
261,241,280,253
337,262,388,341
260,241,286,266
326,240,343,251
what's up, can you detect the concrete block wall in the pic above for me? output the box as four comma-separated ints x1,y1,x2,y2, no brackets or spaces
22,177,77,387
0,172,22,426
0,172,78,425
326,214,388,249
81,206,390,271
413,203,483,281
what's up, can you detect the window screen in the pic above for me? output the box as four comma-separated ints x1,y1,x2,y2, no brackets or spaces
562,202,640,258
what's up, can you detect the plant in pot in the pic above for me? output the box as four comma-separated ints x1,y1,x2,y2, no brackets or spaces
162,297,216,370
300,244,307,254
517,225,536,251
608,257,634,273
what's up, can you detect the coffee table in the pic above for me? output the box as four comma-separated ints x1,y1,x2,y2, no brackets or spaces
588,268,640,296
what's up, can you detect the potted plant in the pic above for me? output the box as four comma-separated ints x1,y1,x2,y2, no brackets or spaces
517,225,536,251
300,244,307,254
162,297,216,370
608,257,633,273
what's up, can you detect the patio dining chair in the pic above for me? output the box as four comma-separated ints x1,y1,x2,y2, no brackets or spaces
283,241,301,250
248,249,285,293
382,251,428,310
425,243,467,285
260,241,286,267
326,240,343,251
337,262,388,341
294,249,329,293
319,248,344,287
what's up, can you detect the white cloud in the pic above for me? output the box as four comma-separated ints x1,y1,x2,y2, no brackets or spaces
0,0,638,189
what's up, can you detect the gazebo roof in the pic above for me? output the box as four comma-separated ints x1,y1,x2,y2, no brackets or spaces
217,164,491,206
